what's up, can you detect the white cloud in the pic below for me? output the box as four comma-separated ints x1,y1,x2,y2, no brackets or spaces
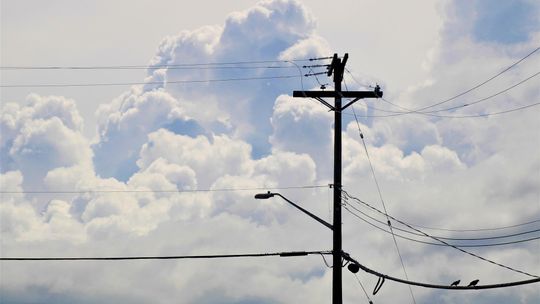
139,0,329,158
270,94,333,177
93,88,204,180
128,158,197,191
137,129,253,189
6,116,92,190
1,0,539,303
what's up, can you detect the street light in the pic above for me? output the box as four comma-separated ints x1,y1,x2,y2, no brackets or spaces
254,191,333,230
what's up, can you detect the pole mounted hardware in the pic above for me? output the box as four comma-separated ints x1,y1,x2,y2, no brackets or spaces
254,192,333,230
292,53,383,304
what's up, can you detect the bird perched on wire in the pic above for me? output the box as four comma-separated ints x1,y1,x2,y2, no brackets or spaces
450,280,460,287
468,279,479,287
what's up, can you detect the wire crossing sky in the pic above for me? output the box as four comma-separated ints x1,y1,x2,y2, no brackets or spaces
342,190,540,279
1,1,539,303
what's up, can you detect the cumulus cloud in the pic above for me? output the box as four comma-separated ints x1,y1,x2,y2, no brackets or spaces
1,0,539,303
139,0,330,158
270,94,333,177
93,88,204,180
1,95,92,191
137,129,253,188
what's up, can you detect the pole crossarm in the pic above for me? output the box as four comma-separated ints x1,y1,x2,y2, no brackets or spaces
293,88,382,113
291,53,384,304
293,90,382,99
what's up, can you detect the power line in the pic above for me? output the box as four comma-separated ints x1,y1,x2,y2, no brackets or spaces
412,45,540,112
344,253,540,290
346,85,416,303
341,190,540,279
423,71,540,113
0,184,329,194
343,205,540,248
343,202,540,241
0,65,296,71
373,71,540,116
345,45,540,114
0,58,321,70
350,70,540,118
0,250,331,261
352,273,374,304
343,68,374,90
345,101,540,119
342,45,540,118
0,74,300,88
407,219,540,233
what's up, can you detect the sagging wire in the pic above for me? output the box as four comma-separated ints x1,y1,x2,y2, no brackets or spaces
343,251,540,290
286,60,306,93
306,66,329,90
373,276,386,295
344,78,417,304
342,190,540,279
342,203,540,247
344,67,375,90
320,253,333,268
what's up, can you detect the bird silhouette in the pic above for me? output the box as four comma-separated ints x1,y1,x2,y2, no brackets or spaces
468,279,479,287
450,280,460,287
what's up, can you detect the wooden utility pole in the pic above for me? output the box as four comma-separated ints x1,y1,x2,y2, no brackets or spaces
293,53,382,304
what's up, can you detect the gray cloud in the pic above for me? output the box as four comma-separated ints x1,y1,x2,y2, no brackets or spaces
1,0,539,303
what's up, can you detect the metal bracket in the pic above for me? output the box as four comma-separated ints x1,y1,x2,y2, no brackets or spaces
314,97,336,111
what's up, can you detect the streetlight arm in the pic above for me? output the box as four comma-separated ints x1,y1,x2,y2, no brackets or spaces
274,193,333,230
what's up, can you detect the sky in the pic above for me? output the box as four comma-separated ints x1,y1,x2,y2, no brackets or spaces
1,0,539,303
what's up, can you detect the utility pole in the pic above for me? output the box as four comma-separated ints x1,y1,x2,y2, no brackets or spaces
293,53,382,304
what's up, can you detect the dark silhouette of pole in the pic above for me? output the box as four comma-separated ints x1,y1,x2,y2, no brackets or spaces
293,53,382,304
332,53,344,304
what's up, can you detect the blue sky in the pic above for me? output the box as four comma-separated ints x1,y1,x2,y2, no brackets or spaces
473,0,538,44
1,1,539,303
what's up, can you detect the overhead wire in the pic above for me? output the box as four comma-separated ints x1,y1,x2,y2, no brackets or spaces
342,190,540,279
340,195,540,240
344,253,540,290
343,68,374,90
411,45,540,112
343,45,540,119
351,45,540,115
0,57,331,91
344,41,540,109
345,79,417,304
286,60,307,93
0,184,329,194
344,70,540,118
361,71,540,117
0,250,331,261
0,74,300,88
421,71,540,114
344,101,540,119
353,273,374,304
0,65,296,71
306,66,328,89
343,204,540,248
407,218,540,233
343,202,540,241
0,58,320,70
